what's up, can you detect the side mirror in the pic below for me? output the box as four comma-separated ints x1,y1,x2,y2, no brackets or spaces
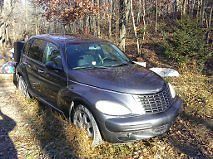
45,61,63,71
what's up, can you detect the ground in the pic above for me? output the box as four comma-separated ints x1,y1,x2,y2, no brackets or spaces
0,75,41,158
0,71,212,159
0,75,78,158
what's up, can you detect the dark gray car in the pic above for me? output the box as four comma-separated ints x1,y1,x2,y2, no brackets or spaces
15,34,183,146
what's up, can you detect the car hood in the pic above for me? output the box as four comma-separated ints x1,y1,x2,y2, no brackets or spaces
68,64,166,94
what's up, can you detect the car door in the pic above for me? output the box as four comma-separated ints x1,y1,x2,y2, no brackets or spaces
24,38,47,96
41,42,67,106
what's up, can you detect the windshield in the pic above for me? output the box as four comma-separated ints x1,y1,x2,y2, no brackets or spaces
65,42,130,70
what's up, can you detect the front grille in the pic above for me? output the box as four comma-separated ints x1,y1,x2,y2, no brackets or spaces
137,86,172,114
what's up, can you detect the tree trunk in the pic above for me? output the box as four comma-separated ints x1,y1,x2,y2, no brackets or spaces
175,0,180,13
155,0,158,32
12,19,15,41
130,0,140,54
182,0,187,16
97,0,101,37
108,0,112,38
35,6,39,35
142,0,146,41
206,5,212,44
209,5,212,28
108,14,112,38
137,0,142,24
200,0,205,26
93,16,97,36
119,0,127,51
5,23,9,44
115,15,119,42
191,0,195,17
83,16,90,34
126,0,131,25
25,0,28,32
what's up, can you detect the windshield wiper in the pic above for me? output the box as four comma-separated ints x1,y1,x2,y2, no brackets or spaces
73,65,109,70
111,63,128,67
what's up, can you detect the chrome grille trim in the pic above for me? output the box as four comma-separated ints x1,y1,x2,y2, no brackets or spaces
136,86,172,114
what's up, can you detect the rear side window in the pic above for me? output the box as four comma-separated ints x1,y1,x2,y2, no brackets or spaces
28,39,46,62
44,42,63,69
23,39,33,55
44,42,59,63
23,42,30,54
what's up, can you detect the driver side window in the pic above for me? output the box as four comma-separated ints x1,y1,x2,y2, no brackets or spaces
44,42,63,70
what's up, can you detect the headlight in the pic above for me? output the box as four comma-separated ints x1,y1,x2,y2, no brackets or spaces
95,100,131,115
168,83,176,98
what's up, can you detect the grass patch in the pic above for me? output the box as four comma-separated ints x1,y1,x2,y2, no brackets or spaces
13,70,212,158
167,71,213,117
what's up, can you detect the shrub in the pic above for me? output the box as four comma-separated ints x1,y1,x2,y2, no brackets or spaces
163,17,211,71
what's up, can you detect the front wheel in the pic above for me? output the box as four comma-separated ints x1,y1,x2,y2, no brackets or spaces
18,76,30,99
72,104,103,146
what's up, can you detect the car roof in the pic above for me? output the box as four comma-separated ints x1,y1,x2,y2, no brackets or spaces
30,34,109,45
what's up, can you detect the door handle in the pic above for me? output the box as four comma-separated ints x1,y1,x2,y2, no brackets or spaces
23,62,32,68
27,64,32,68
38,69,44,73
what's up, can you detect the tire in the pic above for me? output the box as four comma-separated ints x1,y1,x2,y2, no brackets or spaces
72,104,103,147
18,76,30,99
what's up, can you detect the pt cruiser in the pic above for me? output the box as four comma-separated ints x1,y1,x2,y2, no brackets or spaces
15,34,183,146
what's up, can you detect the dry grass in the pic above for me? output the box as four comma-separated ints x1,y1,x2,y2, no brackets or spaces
8,38,212,158
4,38,212,157
11,69,212,159
13,95,93,158
1,32,211,158
167,70,213,117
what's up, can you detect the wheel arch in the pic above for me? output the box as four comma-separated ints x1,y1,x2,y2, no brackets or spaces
69,98,94,122
70,98,104,146
69,97,104,136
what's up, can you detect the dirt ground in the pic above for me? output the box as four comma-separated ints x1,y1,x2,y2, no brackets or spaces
0,75,45,158
0,81,18,159
0,73,212,159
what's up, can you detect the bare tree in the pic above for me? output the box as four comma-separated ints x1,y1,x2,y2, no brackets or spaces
0,0,16,47
119,0,127,51
130,0,140,54
142,0,146,41
155,0,158,32
97,0,101,37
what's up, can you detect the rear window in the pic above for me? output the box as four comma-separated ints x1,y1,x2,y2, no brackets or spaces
28,39,46,62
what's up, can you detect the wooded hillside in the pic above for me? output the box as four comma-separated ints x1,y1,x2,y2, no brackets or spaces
1,0,212,73
0,0,212,48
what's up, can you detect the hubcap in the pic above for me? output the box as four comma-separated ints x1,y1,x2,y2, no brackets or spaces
74,110,94,138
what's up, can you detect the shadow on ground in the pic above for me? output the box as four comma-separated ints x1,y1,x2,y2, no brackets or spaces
181,112,213,131
0,110,17,159
167,113,213,159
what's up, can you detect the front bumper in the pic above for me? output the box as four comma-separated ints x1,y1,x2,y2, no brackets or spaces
99,97,183,143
